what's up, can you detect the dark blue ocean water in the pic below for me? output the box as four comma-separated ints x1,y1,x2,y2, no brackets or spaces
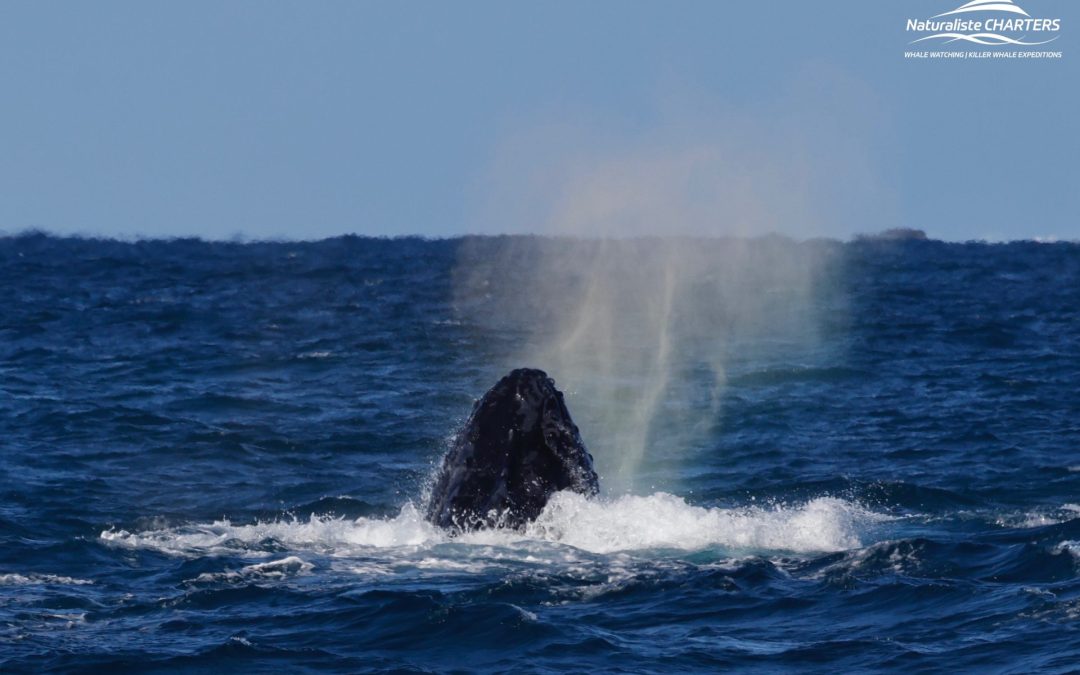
2,233,1079,673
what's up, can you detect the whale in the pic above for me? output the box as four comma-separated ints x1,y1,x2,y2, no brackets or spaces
425,368,599,532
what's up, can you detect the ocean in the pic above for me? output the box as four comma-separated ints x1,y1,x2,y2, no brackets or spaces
1,233,1078,673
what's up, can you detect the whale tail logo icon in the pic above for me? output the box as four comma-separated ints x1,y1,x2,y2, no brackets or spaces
933,0,1030,19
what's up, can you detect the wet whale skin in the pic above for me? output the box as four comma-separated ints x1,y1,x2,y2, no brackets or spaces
425,368,599,531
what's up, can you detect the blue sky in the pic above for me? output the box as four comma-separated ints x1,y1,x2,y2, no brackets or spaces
1,1,1077,241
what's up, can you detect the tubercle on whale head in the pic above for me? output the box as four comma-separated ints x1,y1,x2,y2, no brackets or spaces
425,368,600,532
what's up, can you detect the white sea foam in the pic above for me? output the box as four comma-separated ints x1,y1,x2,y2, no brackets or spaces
1053,541,1080,561
1002,513,1065,528
100,492,884,562
803,538,922,580
995,503,1080,529
0,573,93,586
191,556,314,584
519,492,877,554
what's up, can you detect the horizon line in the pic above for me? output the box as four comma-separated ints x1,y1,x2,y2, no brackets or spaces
0,227,1073,246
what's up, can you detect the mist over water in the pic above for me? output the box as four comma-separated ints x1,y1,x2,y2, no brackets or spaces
456,82,876,490
453,236,841,492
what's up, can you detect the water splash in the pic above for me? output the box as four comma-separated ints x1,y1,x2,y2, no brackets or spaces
100,492,884,559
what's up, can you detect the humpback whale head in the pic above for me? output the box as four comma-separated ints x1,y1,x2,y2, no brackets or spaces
425,368,599,532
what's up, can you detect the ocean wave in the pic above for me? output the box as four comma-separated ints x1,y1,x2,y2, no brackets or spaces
994,503,1080,529
0,572,93,586
189,556,314,585
1052,541,1080,561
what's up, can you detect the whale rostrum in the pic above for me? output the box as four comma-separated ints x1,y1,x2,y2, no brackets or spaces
425,369,599,532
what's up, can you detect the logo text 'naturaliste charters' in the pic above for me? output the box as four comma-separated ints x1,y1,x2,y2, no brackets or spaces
904,0,1062,59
